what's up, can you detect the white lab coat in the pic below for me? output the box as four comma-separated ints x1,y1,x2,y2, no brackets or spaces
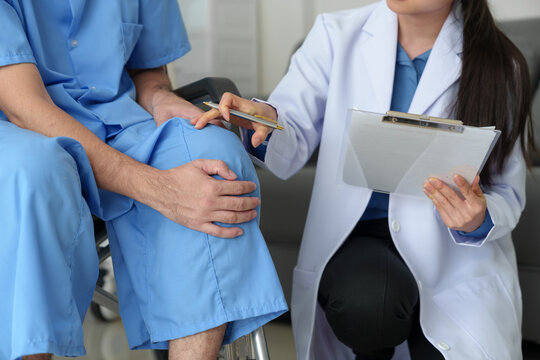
254,1,526,359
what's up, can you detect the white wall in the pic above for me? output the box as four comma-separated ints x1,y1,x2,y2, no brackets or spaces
258,0,305,95
257,0,540,96
307,0,540,22
489,0,540,21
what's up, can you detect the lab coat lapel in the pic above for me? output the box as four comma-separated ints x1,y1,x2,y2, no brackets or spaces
408,9,463,115
360,4,398,111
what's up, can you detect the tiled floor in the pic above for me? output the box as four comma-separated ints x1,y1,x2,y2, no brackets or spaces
53,311,296,360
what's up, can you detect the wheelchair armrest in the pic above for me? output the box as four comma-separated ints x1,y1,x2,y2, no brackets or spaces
173,77,241,107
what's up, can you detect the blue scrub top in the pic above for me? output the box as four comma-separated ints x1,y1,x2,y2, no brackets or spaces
0,0,191,140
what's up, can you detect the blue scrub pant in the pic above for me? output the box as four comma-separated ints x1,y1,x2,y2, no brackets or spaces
0,122,98,359
0,119,287,359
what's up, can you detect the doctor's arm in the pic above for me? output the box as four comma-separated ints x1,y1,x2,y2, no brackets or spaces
0,63,258,238
424,144,526,246
194,14,333,179
424,175,491,233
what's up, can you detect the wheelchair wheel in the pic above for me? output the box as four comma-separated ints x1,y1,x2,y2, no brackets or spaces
153,350,169,360
91,258,120,322
90,301,118,322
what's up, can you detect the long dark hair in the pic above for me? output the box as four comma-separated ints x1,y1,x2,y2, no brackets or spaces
457,0,535,185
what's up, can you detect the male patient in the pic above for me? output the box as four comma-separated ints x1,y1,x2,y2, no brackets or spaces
0,1,286,359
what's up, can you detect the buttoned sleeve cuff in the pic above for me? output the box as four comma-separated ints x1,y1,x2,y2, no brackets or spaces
242,129,271,161
449,210,494,246
239,98,279,165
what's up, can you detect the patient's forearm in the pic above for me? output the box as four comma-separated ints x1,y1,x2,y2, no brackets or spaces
129,66,204,125
0,62,260,238
129,66,172,114
0,63,156,202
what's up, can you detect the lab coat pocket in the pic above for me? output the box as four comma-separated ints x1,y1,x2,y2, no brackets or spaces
121,23,143,63
433,274,521,360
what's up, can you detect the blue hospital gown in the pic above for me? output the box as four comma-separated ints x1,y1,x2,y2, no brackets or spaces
0,0,287,358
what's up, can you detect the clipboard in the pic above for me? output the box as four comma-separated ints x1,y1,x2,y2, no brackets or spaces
341,109,501,198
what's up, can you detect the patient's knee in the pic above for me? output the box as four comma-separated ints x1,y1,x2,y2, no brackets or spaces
184,123,259,185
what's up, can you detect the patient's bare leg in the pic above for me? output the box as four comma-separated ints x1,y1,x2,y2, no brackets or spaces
169,323,227,360
23,355,51,360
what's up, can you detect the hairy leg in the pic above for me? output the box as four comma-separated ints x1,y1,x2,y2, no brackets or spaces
23,355,51,360
169,323,227,360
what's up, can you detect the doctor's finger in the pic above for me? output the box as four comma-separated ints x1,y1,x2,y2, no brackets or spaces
424,187,452,217
424,182,457,212
219,92,254,121
471,175,484,197
427,177,463,206
251,124,273,148
454,175,480,201
424,188,465,228
430,200,454,226
226,115,256,131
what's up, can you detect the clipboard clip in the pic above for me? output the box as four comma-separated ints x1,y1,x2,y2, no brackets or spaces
383,111,464,133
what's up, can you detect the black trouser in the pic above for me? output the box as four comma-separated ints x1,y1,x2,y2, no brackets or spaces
318,219,444,360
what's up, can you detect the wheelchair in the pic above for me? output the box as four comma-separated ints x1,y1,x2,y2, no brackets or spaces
91,77,271,360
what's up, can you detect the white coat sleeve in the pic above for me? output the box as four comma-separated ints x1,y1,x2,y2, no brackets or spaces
259,14,334,180
448,141,527,247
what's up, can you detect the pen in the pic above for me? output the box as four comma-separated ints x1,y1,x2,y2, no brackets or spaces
204,101,283,130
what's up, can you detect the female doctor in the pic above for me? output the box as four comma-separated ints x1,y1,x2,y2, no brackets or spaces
195,0,535,358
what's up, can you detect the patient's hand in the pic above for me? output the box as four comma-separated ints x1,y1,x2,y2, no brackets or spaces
423,175,487,233
141,159,260,238
151,89,212,127
192,92,277,148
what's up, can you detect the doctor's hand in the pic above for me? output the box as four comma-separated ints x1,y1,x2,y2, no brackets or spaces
423,175,487,233
142,159,259,238
192,92,277,148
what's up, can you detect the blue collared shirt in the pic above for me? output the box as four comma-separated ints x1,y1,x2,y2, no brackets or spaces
0,0,190,140
361,44,493,238
360,43,432,220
